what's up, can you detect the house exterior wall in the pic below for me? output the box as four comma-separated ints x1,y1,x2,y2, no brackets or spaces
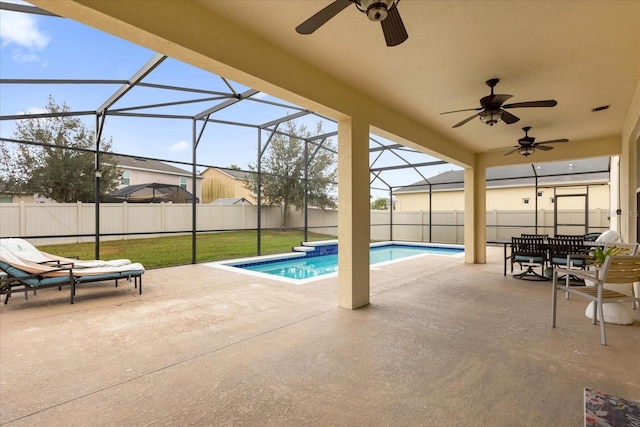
201,168,255,204
0,194,35,203
396,184,610,212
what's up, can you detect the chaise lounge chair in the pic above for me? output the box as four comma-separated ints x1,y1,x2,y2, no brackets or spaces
0,247,144,304
0,238,131,268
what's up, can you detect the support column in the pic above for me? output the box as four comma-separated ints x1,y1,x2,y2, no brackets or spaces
619,138,638,242
464,165,486,264
338,116,370,309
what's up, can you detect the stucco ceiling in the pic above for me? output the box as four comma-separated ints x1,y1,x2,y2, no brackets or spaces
195,1,640,155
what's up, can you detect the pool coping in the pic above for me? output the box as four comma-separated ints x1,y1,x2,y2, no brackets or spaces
203,241,465,285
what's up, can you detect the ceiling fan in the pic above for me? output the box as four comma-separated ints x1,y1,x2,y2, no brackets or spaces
441,79,558,128
296,0,408,47
503,127,569,157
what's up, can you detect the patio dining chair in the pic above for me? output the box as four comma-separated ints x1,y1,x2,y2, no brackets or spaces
521,234,548,239
551,254,640,345
510,236,547,280
547,237,590,272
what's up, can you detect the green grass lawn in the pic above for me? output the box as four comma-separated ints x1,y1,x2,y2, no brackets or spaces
38,231,334,269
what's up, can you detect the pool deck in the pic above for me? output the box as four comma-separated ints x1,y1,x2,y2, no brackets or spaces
1,246,639,426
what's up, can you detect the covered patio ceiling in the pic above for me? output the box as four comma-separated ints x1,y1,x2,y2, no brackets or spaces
191,0,640,162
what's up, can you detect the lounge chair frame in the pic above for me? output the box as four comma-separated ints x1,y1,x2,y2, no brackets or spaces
0,261,143,305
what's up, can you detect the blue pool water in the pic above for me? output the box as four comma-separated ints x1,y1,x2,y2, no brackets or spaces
225,243,463,281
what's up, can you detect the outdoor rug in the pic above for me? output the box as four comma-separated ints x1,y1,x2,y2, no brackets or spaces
585,388,640,427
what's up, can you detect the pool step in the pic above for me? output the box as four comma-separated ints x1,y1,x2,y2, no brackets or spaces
292,240,339,257
301,239,338,248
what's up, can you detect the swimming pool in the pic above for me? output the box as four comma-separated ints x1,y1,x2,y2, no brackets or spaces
211,242,464,283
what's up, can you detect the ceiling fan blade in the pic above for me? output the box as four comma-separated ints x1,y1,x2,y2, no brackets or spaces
381,6,408,46
480,94,513,107
534,138,569,145
503,100,558,109
440,107,483,115
488,145,515,152
504,147,520,156
501,110,520,124
296,0,352,34
452,112,481,128
536,145,554,151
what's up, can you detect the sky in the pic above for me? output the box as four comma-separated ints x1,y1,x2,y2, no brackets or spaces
0,1,460,199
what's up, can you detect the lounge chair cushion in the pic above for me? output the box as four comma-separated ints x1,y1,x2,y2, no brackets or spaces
0,238,131,267
550,257,585,267
514,255,544,263
1,247,144,280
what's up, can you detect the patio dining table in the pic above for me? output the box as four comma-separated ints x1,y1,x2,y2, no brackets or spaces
487,238,598,277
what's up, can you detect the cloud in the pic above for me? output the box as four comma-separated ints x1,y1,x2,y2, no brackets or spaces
167,140,190,152
22,107,47,115
1,10,50,66
11,49,43,64
0,12,50,50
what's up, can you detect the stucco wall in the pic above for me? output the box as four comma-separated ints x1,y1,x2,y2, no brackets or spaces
397,184,610,212
201,169,255,203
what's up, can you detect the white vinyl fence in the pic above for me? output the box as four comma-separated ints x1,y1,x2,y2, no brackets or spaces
371,209,611,244
0,202,610,245
0,202,339,245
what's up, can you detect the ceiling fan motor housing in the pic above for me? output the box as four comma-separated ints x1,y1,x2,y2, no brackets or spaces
358,0,396,21
519,138,535,146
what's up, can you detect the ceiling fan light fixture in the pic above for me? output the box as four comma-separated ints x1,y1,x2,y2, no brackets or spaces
479,108,502,126
518,146,535,157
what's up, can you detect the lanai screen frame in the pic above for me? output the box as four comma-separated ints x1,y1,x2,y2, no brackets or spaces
0,2,612,261
0,2,452,262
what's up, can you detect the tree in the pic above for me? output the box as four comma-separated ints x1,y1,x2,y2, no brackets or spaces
246,120,337,228
0,97,120,202
371,197,389,210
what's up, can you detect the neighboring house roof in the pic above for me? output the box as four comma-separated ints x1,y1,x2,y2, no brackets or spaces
395,157,611,193
204,167,254,181
211,197,253,206
112,155,202,178
108,183,199,203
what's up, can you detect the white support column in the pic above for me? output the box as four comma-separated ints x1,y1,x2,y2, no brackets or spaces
338,116,370,309
610,156,621,234
619,138,638,242
464,166,486,264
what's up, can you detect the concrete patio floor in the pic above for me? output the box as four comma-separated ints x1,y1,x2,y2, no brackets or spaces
1,246,639,426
